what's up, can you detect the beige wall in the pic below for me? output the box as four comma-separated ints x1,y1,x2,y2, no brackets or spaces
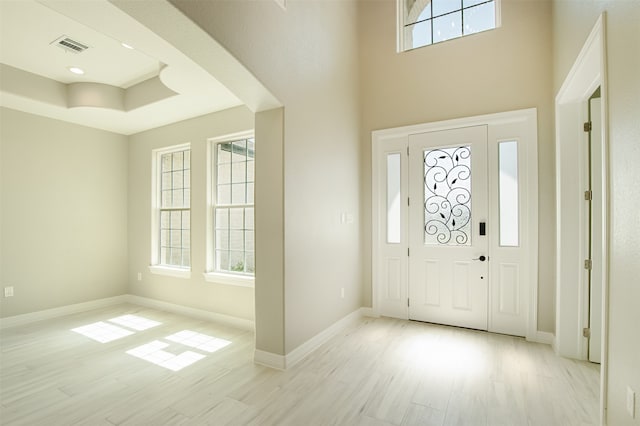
254,108,285,355
358,0,556,332
1,105,257,322
127,106,256,321
552,2,640,424
0,108,128,317
171,0,363,353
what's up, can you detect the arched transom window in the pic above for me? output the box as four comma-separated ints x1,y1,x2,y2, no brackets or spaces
399,0,499,51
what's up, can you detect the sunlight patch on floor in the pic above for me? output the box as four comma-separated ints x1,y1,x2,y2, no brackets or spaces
399,329,488,376
126,340,206,371
108,314,162,331
71,316,232,371
165,330,232,353
71,321,134,343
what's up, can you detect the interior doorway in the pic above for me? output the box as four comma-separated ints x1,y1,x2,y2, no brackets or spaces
554,13,608,423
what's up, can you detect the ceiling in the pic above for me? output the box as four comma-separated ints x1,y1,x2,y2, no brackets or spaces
0,0,244,135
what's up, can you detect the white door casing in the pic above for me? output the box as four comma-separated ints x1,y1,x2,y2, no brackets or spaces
372,109,538,340
588,95,603,364
408,126,489,330
554,15,608,424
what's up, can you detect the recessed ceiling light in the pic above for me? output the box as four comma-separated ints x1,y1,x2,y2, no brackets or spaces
68,66,85,75
121,42,134,50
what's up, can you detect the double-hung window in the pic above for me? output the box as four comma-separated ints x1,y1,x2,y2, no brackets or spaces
205,134,255,287
150,143,191,278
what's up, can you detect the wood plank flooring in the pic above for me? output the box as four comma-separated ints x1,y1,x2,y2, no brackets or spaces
0,304,600,425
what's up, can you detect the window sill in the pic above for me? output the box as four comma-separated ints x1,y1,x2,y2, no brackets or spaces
203,272,254,288
149,265,191,279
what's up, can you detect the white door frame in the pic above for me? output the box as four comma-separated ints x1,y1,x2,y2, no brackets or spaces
554,13,608,425
372,108,539,342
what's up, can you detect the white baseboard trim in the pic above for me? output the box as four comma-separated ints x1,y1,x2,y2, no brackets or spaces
254,349,286,370
360,307,379,318
125,295,255,331
0,294,255,332
252,307,368,370
253,308,372,370
527,330,555,345
0,295,128,329
551,334,559,354
285,307,364,369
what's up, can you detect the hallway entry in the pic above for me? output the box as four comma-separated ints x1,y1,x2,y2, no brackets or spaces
372,110,539,338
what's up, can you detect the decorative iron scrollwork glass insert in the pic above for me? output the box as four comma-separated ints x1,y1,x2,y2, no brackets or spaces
423,146,472,245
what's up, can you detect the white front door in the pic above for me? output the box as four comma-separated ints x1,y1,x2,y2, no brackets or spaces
408,126,489,330
372,109,538,339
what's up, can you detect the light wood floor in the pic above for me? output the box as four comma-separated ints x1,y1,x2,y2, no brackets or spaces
0,304,600,425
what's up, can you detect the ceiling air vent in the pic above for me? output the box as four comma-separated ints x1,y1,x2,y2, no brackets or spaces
51,36,89,54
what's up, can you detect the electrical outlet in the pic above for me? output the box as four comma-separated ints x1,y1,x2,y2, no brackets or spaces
4,286,14,297
340,287,345,299
137,272,142,281
628,386,636,418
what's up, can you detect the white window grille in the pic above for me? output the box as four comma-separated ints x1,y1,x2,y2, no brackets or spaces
399,0,499,51
151,144,191,274
207,134,255,284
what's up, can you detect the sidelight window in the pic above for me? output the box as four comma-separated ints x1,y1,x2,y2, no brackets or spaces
387,153,402,244
498,141,519,247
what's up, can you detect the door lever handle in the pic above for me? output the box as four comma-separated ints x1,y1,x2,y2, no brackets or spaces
472,255,488,262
